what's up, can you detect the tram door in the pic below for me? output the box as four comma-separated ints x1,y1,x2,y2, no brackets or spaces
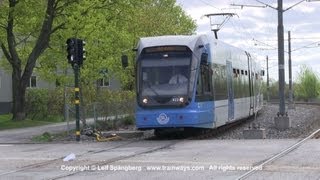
246,52,254,115
226,61,234,121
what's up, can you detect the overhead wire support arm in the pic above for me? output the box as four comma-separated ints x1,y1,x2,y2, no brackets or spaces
204,13,237,17
255,0,277,10
283,0,306,12
230,1,275,10
230,3,267,9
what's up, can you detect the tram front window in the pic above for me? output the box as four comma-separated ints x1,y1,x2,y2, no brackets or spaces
139,56,191,105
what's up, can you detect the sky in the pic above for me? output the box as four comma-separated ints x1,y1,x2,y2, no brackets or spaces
176,0,320,82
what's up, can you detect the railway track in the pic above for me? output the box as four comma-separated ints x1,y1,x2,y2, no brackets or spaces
236,127,320,180
190,112,260,140
0,137,180,179
0,116,258,179
0,140,139,177
48,140,179,180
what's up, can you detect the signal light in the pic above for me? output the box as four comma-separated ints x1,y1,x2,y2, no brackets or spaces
66,38,77,64
142,98,148,104
66,38,86,66
77,40,86,66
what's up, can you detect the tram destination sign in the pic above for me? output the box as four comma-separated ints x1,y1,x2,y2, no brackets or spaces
144,46,189,53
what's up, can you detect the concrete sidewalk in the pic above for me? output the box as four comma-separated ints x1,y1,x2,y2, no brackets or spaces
0,120,79,143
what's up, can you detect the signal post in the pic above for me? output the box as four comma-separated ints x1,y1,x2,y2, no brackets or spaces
66,38,86,141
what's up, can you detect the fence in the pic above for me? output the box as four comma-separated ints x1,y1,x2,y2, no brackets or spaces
64,90,136,133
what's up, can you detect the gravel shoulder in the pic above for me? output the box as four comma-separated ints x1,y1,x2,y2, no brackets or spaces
215,103,320,139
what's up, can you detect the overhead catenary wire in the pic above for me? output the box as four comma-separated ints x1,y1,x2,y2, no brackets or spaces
291,41,320,52
198,0,258,49
199,0,275,56
228,0,278,55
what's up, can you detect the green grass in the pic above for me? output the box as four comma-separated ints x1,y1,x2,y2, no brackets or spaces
31,131,69,142
31,132,53,142
0,114,62,130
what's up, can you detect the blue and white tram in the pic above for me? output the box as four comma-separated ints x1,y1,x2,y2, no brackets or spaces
131,34,263,135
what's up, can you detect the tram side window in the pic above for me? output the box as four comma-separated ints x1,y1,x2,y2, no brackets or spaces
196,65,213,102
213,64,227,100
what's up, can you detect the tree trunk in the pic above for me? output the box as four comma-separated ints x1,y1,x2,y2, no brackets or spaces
11,69,27,121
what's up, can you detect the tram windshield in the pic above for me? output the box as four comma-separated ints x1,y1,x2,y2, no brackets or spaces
140,58,190,97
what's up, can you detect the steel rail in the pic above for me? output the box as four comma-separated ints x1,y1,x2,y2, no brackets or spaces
236,127,320,180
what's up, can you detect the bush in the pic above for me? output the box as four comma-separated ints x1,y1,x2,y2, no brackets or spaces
25,85,136,127
295,65,320,101
25,88,64,120
121,115,135,126
31,132,52,142
93,115,135,131
82,88,135,118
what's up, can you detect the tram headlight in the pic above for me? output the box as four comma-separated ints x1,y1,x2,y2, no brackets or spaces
142,98,148,104
179,97,184,103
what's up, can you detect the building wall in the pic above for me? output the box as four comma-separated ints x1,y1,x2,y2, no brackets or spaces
0,53,122,114
0,70,122,114
0,69,12,114
34,76,56,89
107,76,121,90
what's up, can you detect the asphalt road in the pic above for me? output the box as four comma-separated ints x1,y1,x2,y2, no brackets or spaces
0,138,319,180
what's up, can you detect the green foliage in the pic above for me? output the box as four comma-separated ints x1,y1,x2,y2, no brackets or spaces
93,115,135,131
121,116,135,126
295,65,320,101
0,1,47,68
263,80,292,100
31,132,53,142
82,88,136,117
0,114,53,130
94,120,113,131
269,80,280,100
25,88,64,121
0,0,196,121
76,88,136,130
34,0,196,90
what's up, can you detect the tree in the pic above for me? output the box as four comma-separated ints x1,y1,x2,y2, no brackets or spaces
0,0,74,121
295,65,320,101
0,0,196,121
112,0,197,89
36,0,196,91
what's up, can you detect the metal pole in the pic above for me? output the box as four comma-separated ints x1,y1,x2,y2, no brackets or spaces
288,31,293,104
213,30,218,39
94,102,97,130
66,104,70,135
266,55,270,102
277,0,286,116
74,63,80,141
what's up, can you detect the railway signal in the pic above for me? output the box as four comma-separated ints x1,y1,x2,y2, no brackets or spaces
77,39,86,66
66,38,77,64
66,38,86,66
66,37,86,142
